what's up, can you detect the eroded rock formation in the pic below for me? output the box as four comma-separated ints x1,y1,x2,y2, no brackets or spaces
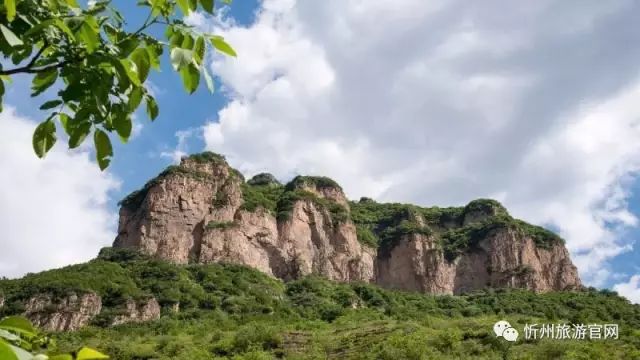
23,292,102,332
110,297,161,326
114,152,581,295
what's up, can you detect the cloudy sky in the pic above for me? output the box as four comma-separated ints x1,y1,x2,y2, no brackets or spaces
1,0,640,303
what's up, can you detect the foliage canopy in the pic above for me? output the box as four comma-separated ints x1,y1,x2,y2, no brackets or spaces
0,0,235,169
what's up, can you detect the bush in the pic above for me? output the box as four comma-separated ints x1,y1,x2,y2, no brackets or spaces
247,173,281,186
240,182,284,214
206,221,239,230
284,176,342,191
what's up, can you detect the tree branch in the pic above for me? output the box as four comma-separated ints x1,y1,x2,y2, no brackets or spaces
0,42,52,75
0,60,71,75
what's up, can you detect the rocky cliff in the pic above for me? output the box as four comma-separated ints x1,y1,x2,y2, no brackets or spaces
114,152,581,295
15,292,161,332
23,292,102,332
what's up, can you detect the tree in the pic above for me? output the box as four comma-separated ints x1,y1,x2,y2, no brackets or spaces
0,315,109,359
0,0,236,170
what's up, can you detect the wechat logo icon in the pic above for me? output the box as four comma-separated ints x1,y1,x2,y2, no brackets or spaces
493,320,519,342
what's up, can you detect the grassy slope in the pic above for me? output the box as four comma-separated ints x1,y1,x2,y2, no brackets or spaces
1,249,639,359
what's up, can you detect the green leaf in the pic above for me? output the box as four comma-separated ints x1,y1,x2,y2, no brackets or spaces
58,113,72,135
202,66,214,93
0,340,19,360
193,36,205,65
149,0,164,17
210,36,236,57
119,59,141,87
113,114,132,143
7,344,32,360
170,48,193,71
24,19,59,38
169,29,184,48
54,19,75,39
145,95,158,121
200,0,214,13
0,329,19,342
118,38,139,57
3,0,16,22
49,355,73,360
32,121,57,158
76,347,109,360
188,0,197,11
40,100,63,110
68,122,91,149
60,81,84,102
176,0,190,15
130,48,150,83
31,68,58,96
146,44,162,70
180,63,200,94
75,19,100,54
0,317,36,334
94,129,113,171
0,24,23,46
128,86,144,111
181,33,194,50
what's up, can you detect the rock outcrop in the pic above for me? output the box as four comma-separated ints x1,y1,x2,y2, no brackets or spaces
376,228,581,295
111,297,161,326
23,292,102,332
18,292,162,331
114,152,582,295
115,153,375,283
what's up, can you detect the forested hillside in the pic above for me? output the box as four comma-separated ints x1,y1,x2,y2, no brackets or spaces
1,248,639,359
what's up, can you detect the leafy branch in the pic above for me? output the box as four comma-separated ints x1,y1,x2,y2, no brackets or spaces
0,0,237,170
0,315,109,359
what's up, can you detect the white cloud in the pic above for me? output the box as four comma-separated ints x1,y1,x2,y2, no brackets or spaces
202,0,640,286
0,108,119,278
160,129,198,164
614,275,640,304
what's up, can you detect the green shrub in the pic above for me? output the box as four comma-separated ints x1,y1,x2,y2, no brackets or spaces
118,164,213,211
275,189,348,225
284,176,342,191
206,221,239,230
240,182,284,214
247,173,281,186
186,151,227,164
355,225,378,248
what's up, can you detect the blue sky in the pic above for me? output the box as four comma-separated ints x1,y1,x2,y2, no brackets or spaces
1,0,640,302
104,0,260,202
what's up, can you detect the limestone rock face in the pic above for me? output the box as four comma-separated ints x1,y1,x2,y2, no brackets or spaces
117,155,375,283
24,292,102,332
199,201,375,282
111,297,161,326
276,201,375,282
376,228,581,295
114,156,242,264
114,153,581,295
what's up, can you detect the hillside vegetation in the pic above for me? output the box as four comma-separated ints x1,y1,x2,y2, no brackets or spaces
1,248,639,359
